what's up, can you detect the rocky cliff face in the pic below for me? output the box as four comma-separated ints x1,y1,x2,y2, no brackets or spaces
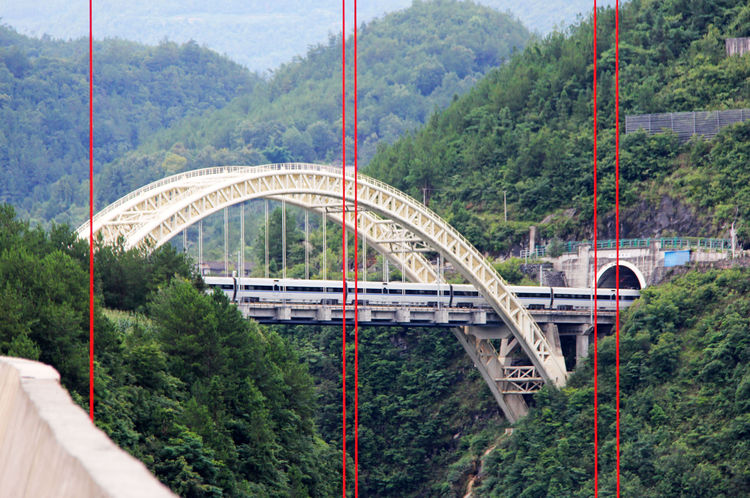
603,194,724,239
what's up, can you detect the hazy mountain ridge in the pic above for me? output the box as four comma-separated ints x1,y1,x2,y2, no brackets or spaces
2,0,615,71
91,0,530,216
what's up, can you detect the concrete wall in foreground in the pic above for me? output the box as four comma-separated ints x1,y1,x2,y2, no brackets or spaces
0,356,176,498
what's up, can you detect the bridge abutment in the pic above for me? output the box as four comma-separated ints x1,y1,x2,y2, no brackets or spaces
553,240,731,289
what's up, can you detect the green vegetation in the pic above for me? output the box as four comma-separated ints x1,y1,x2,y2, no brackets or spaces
367,0,750,254
276,323,506,496
2,0,605,72
0,204,338,496
477,267,750,496
3,0,750,495
96,0,529,208
2,0,531,236
0,26,261,224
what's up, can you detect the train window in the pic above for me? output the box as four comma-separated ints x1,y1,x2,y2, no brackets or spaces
220,284,233,290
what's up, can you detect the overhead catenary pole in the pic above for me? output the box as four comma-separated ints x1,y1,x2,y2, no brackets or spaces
282,199,287,281
305,209,310,279
224,207,229,276
198,219,203,272
240,202,245,277
437,252,442,308
362,230,367,287
265,199,269,278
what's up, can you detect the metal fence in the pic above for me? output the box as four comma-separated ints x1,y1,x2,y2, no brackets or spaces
625,109,750,142
726,37,750,57
520,237,731,259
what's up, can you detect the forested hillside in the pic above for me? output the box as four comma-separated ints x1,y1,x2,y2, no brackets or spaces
0,204,339,495
3,0,750,496
95,0,530,210
0,26,261,224
1,0,530,228
0,201,509,495
367,0,750,255
277,323,507,496
477,267,750,496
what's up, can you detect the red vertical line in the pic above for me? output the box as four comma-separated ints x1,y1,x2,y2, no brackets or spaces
615,1,621,496
353,0,359,495
592,1,599,495
341,0,347,494
88,0,95,423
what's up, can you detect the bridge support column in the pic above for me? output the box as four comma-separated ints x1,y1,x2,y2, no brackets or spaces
542,323,563,359
576,330,590,366
452,326,528,423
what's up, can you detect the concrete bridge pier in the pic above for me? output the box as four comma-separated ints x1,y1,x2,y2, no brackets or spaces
542,323,563,358
575,329,590,366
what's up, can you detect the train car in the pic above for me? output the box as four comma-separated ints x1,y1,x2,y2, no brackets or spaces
204,276,639,311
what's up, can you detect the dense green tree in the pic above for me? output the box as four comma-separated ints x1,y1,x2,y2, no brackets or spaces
0,204,339,496
95,241,195,311
478,268,750,496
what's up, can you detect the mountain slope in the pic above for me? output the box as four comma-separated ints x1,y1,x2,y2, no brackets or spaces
366,0,750,254
477,266,750,496
0,26,261,223
0,204,339,496
3,0,612,71
94,0,530,211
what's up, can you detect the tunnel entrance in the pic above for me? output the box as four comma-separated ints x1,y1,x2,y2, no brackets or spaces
597,264,643,290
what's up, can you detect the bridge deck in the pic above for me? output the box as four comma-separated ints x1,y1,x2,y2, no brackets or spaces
238,302,615,328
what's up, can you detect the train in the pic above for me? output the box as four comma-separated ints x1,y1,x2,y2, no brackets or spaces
204,276,640,311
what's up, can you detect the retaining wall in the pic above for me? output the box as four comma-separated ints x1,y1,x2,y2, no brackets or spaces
0,356,175,497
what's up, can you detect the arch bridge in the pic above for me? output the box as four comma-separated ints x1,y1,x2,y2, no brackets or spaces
77,163,568,422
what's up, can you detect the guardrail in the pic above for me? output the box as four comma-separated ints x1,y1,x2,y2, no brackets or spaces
521,237,731,259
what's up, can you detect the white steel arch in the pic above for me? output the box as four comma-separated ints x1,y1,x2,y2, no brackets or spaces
77,164,567,394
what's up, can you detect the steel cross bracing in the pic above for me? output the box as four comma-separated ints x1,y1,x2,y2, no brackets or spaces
77,164,568,420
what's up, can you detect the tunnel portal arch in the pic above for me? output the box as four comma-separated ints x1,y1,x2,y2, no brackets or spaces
596,261,646,290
